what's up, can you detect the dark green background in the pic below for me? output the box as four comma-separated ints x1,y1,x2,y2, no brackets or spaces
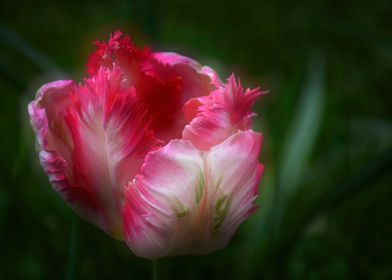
1,0,391,279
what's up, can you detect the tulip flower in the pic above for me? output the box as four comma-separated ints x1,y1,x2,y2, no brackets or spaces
28,31,264,257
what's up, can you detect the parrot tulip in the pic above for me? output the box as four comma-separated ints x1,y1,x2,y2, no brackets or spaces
28,31,264,257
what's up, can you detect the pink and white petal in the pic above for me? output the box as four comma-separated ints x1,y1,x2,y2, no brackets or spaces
182,107,233,151
123,140,204,259
29,67,157,239
101,68,157,188
28,81,108,235
153,52,221,92
62,67,157,238
219,75,262,130
182,96,208,123
205,131,263,240
182,75,262,150
29,80,74,157
39,150,106,231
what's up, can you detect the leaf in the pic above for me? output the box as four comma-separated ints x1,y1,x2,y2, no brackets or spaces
0,24,65,77
278,51,325,205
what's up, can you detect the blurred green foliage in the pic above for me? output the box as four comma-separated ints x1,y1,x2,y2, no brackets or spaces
0,0,391,279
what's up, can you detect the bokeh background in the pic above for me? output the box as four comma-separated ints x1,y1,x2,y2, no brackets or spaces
1,0,391,279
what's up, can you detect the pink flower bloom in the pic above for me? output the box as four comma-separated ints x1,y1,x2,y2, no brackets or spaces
28,31,264,256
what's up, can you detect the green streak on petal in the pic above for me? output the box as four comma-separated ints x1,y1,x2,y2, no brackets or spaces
215,176,223,190
176,209,188,218
196,172,205,204
171,198,188,218
213,195,230,233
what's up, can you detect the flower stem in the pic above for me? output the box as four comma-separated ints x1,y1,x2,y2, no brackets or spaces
152,259,159,280
67,215,78,280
